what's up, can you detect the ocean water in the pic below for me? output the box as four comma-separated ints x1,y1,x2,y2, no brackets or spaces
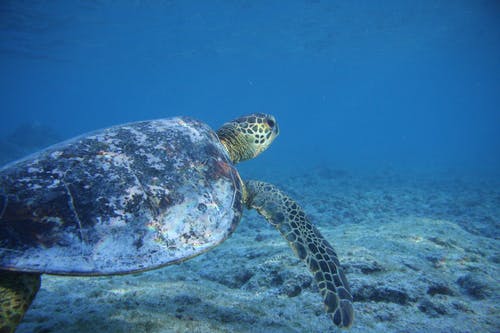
0,1,499,333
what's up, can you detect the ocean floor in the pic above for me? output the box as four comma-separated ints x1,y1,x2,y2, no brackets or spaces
13,166,500,333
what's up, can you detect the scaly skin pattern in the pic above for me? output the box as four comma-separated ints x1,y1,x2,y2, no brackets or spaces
217,113,279,163
244,180,354,329
0,271,40,333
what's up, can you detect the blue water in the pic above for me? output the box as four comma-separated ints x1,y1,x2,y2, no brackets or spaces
1,0,499,175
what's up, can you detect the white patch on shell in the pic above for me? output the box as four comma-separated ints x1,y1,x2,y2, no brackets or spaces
41,216,63,225
3,233,94,272
121,126,149,146
174,118,205,143
50,151,63,159
27,167,42,173
106,211,132,227
91,131,122,152
147,184,168,193
50,168,65,178
143,152,163,170
119,185,147,207
149,118,183,132
96,151,132,170
146,178,235,257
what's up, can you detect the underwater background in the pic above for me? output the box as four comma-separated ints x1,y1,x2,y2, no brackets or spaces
1,1,499,333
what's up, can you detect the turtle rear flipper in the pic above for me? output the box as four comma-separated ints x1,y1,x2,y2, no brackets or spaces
0,271,41,333
245,180,354,329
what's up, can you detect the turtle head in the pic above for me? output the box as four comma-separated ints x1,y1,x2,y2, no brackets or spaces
216,113,279,164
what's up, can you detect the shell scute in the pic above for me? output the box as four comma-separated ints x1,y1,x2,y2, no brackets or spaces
0,117,243,275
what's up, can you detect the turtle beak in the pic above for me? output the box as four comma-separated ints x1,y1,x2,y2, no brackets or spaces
273,121,279,137
266,115,279,138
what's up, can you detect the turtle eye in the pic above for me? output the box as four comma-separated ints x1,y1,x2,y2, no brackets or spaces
266,118,275,128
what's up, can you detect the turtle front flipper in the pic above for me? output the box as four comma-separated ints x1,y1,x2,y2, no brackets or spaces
244,180,354,329
0,271,41,333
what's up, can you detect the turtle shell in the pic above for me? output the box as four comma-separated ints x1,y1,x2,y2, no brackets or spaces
0,117,243,275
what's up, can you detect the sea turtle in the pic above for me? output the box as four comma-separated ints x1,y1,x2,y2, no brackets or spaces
0,114,353,332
